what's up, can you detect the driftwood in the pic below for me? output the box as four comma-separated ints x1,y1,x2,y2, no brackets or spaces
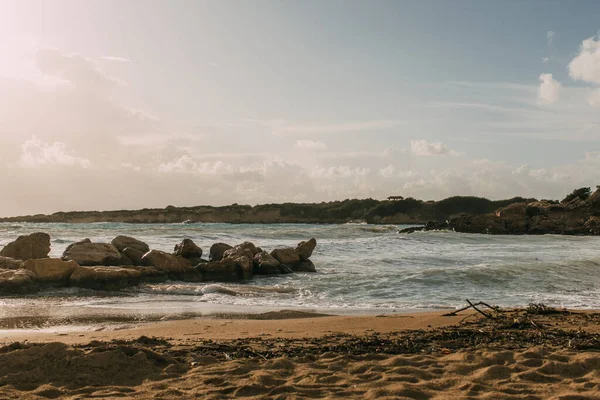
443,299,499,319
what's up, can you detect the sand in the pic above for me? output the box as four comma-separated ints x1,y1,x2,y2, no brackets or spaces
0,308,599,399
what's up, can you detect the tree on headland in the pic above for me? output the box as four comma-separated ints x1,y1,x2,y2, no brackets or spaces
562,187,592,203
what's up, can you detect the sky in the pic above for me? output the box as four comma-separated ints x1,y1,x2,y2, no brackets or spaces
1,0,600,216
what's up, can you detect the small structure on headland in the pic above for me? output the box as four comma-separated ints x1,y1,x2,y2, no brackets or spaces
387,196,404,201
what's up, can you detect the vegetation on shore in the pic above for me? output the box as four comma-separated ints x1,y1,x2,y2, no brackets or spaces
0,195,537,224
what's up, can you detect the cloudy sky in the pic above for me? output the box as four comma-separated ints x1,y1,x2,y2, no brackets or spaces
1,0,600,216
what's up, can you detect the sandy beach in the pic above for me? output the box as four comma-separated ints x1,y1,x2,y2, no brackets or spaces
0,307,598,399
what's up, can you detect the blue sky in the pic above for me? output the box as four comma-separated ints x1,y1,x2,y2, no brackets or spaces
1,0,600,215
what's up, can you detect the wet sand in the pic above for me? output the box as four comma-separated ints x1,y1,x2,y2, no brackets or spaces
0,308,599,399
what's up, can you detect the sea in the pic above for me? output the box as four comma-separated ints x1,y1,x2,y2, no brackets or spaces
1,222,600,322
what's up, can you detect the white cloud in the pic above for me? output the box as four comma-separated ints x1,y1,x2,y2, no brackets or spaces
117,133,202,146
410,139,458,156
295,140,327,150
19,136,91,168
252,119,403,136
310,165,370,178
588,88,600,107
100,56,131,62
568,35,600,84
35,48,119,93
157,156,234,175
538,73,561,104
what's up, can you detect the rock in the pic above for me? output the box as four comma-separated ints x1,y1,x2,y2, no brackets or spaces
223,247,254,261
120,266,168,283
253,251,282,275
21,258,78,284
0,256,23,270
61,242,122,266
496,203,528,218
233,242,259,256
173,239,202,259
122,247,145,266
64,239,91,253
0,232,51,261
141,250,193,276
195,257,253,282
449,214,507,234
209,243,233,261
584,216,600,234
111,236,150,253
0,268,37,294
278,264,294,274
296,238,317,260
292,259,317,273
587,188,600,209
270,248,300,266
69,266,142,290
398,226,423,234
529,215,560,234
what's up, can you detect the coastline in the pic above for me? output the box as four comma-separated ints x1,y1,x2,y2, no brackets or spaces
0,308,599,399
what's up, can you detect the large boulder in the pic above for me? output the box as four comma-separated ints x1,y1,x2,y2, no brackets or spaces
62,242,122,266
296,238,317,260
0,232,51,261
253,251,285,275
195,257,253,282
209,243,233,261
270,248,301,266
21,258,78,284
111,236,149,253
174,239,203,259
69,266,142,291
141,250,193,276
0,269,37,294
0,256,23,270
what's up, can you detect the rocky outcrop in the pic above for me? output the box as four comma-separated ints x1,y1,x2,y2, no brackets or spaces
0,269,37,294
0,232,50,261
0,233,319,292
69,266,142,290
141,250,194,277
111,236,149,253
209,243,233,261
296,238,317,260
399,188,600,236
62,241,122,266
0,256,23,270
21,258,78,285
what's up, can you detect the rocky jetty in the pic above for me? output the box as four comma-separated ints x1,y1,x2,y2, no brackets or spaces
400,187,600,235
0,234,319,294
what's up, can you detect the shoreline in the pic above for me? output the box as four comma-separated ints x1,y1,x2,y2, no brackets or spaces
0,308,599,399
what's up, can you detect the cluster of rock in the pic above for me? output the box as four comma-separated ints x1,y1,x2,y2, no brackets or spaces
0,233,318,294
400,187,600,235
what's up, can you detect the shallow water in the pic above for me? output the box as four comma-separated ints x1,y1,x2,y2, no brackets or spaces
1,222,600,318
